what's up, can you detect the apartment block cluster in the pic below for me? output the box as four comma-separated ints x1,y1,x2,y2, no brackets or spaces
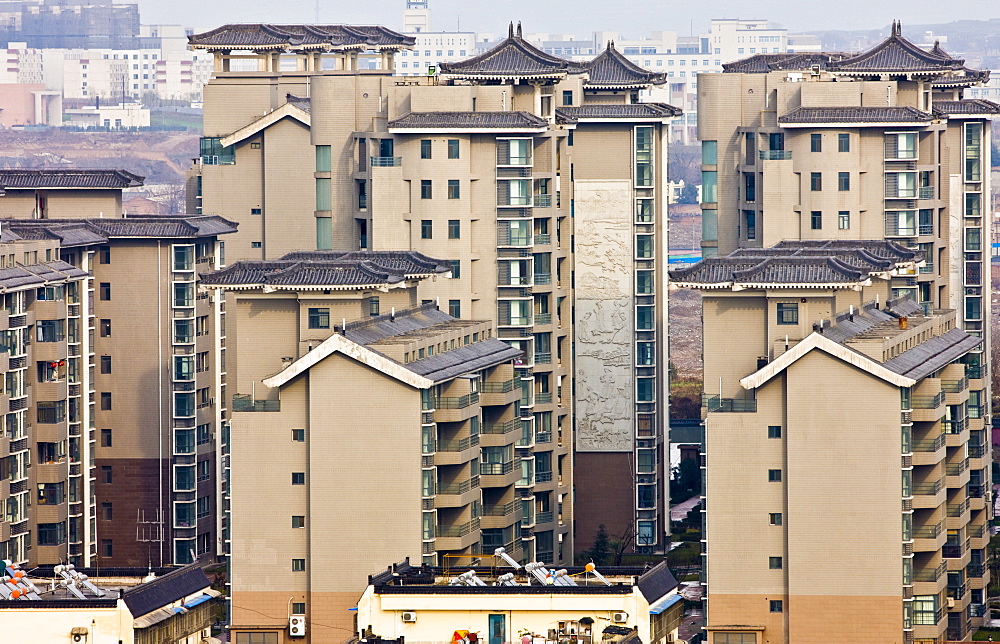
684,20,997,644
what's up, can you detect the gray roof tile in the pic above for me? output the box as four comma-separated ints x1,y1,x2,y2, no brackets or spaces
556,103,680,121
584,43,666,86
1,216,236,246
830,23,964,74
0,169,143,190
388,111,548,130
188,23,414,50
440,23,583,78
122,565,211,618
779,106,933,125
883,328,981,380
932,99,1000,116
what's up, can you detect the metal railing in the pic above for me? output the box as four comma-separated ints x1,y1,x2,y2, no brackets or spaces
437,392,480,409
232,395,280,412
967,484,985,498
535,471,553,483
533,194,552,207
535,432,552,444
913,480,943,495
438,476,480,495
912,434,945,452
535,353,552,364
914,560,947,582
480,461,514,476
535,392,552,403
918,186,935,200
438,435,480,452
535,234,551,245
759,150,792,160
535,511,553,524
702,394,757,413
438,517,480,538
371,156,402,167
482,379,516,393
913,522,943,539
965,365,983,379
947,499,969,517
484,501,517,516
534,273,552,285
911,392,945,409
483,419,518,435
945,459,969,476
941,377,968,393
534,313,552,325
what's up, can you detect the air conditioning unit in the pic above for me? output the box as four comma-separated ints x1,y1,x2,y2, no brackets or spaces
402,611,418,623
612,612,628,624
289,615,306,637
71,627,88,643
947,597,955,609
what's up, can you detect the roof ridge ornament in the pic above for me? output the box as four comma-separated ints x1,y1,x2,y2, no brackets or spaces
508,22,514,38
516,22,522,38
893,20,901,37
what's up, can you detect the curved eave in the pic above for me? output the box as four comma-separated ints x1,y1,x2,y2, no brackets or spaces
780,120,934,128
735,280,869,291
189,44,290,52
669,281,731,290
939,112,996,119
830,69,957,78
200,282,403,292
570,116,675,124
439,73,568,82
583,82,657,89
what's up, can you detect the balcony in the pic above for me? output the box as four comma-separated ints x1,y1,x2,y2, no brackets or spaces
912,392,944,408
759,150,792,160
535,471,553,483
941,378,968,394
947,499,970,518
483,418,518,435
435,393,481,422
480,461,520,487
435,476,480,508
535,234,551,245
918,186,935,200
533,194,552,208
436,517,481,551
534,273,552,285
434,435,480,466
534,313,552,325
481,501,520,529
370,156,402,167
914,560,947,583
232,395,279,412
702,394,757,413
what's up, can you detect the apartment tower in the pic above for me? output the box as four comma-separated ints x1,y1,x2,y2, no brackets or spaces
692,23,996,642
188,22,678,561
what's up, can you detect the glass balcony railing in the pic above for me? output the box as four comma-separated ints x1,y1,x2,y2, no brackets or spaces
702,394,757,413
370,156,402,167
480,461,514,476
232,395,280,412
759,150,792,160
437,393,480,409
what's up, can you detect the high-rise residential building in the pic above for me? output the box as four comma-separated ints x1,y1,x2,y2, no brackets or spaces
0,170,236,568
689,22,996,642
200,250,525,640
188,22,677,560
0,0,140,50
672,241,990,643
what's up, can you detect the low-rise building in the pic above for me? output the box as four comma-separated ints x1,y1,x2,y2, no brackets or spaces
63,103,150,129
0,169,144,218
353,558,683,644
0,561,220,643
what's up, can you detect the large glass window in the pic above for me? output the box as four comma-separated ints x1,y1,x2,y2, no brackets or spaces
36,320,64,342
636,270,653,294
315,145,331,172
702,140,717,165
702,171,717,203
308,308,330,329
776,303,798,325
173,283,194,307
635,126,654,187
887,132,917,160
964,123,982,182
913,595,938,625
636,306,654,330
636,235,654,259
199,137,234,164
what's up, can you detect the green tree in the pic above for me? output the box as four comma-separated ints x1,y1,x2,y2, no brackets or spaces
670,457,701,503
586,524,612,566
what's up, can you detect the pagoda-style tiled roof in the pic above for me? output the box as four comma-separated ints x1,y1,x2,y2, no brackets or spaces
201,250,450,291
1,216,237,245
671,240,922,290
778,105,934,126
723,52,843,74
286,94,312,113
439,22,584,80
555,103,680,122
388,111,549,131
828,21,964,75
0,261,88,291
188,23,415,51
583,42,666,87
0,169,143,190
932,99,1000,116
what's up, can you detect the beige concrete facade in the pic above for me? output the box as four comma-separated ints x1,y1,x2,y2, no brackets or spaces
189,24,677,561
692,31,995,643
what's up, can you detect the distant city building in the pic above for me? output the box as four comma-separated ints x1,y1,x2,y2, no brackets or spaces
63,102,149,129
0,82,61,126
0,0,140,50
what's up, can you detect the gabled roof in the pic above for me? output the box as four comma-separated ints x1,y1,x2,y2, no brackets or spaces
388,110,549,133
122,565,211,619
555,103,680,122
778,105,934,127
882,328,981,381
0,169,143,190
637,561,678,604
220,100,311,148
740,332,916,390
188,23,415,51
829,21,964,75
1,216,237,245
280,250,451,277
439,22,583,80
584,42,666,87
723,52,843,74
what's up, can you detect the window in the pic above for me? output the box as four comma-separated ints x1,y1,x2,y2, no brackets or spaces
810,210,822,230
308,308,330,329
420,139,432,159
102,466,112,483
292,472,305,485
38,482,64,505
251,241,262,249
768,426,781,438
101,392,112,410
447,139,460,159
292,429,305,442
101,539,113,558
421,220,433,239
769,600,783,613
913,595,938,625
702,140,717,165
292,516,305,529
836,171,850,191
769,556,783,569
636,235,653,258
449,300,461,318
99,246,111,264
98,355,112,374
420,180,432,199
236,635,279,644
102,502,113,521
448,219,460,239
38,401,66,424
292,559,306,571
101,429,112,447
250,207,262,215
450,260,461,279
776,303,798,325
768,469,782,482
838,133,850,152
98,282,111,301
292,602,306,615
100,319,111,337
635,126,654,187
38,523,66,546
637,270,653,294
769,513,782,526
810,133,821,152
562,90,573,105
369,297,380,316
447,179,460,199
713,635,757,644
838,211,850,230
36,320,64,342
810,172,822,191
637,342,654,366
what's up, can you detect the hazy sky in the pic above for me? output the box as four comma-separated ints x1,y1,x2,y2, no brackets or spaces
137,0,997,37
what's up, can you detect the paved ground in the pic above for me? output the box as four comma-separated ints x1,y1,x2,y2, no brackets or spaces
670,494,702,523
